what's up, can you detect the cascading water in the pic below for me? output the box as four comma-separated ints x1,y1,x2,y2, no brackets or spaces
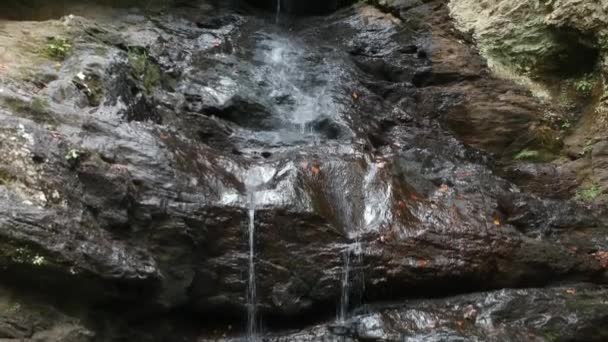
338,240,363,323
339,244,352,323
246,189,257,341
241,10,359,337
243,165,276,341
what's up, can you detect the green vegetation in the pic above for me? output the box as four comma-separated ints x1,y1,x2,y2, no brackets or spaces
65,149,81,162
43,37,72,61
576,184,602,201
128,47,160,94
573,74,596,97
1,96,56,125
543,331,559,342
514,149,540,161
0,169,15,185
583,140,594,155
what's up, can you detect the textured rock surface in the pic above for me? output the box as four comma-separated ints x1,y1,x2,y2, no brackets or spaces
206,285,608,342
0,0,606,341
448,0,605,81
448,0,608,202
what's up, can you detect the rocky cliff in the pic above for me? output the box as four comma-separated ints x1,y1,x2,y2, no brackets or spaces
0,0,607,341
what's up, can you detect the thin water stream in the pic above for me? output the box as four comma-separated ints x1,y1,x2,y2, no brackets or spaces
247,189,257,341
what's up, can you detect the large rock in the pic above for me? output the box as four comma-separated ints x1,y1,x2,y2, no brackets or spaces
207,284,608,341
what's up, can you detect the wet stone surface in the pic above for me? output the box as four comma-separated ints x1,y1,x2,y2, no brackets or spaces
0,0,607,341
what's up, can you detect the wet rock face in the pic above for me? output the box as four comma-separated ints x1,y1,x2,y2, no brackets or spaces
0,0,607,341
228,285,608,342
245,0,357,15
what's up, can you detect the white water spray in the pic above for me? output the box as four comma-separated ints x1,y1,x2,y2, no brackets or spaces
247,189,257,341
243,166,276,341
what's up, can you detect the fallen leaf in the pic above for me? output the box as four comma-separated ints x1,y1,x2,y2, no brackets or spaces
493,218,501,226
398,200,406,209
455,320,464,328
438,184,450,193
352,92,359,100
592,251,608,268
417,259,428,268
310,165,320,175
565,288,576,295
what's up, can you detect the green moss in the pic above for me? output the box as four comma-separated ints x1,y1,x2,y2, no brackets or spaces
0,169,15,185
576,184,602,201
543,331,559,342
1,96,57,125
583,140,594,155
73,73,104,107
43,37,72,61
514,149,540,160
127,47,160,94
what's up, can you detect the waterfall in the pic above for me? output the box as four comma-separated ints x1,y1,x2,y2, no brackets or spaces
275,0,281,24
243,166,275,341
247,189,257,341
339,245,351,323
338,241,362,323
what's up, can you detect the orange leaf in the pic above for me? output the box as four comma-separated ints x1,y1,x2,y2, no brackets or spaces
311,165,320,175
417,259,428,268
493,218,501,226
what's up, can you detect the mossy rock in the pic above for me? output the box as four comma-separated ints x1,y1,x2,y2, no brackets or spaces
1,96,59,125
127,47,161,95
